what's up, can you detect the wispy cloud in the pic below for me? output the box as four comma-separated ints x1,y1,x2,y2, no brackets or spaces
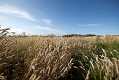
42,18,52,25
14,25,62,35
11,27,25,34
0,5,35,21
78,23,101,27
35,25,62,34
0,23,63,35
0,5,63,35
0,15,8,21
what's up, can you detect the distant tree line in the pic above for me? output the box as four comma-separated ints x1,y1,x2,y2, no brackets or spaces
62,34,97,37
1,25,119,38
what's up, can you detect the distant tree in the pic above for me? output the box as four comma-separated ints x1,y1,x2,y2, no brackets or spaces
31,35,40,37
84,34,96,37
63,34,82,37
22,32,26,37
47,34,56,38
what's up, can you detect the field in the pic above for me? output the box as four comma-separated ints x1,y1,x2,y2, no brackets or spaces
0,34,119,80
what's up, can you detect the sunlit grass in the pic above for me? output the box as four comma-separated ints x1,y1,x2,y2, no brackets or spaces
0,27,119,80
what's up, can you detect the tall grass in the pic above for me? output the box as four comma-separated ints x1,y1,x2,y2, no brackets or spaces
0,27,119,80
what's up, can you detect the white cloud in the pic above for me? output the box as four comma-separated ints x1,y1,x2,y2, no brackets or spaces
87,24,100,26
42,18,52,25
30,25,63,35
0,15,8,21
78,23,101,27
0,5,35,21
36,26,60,32
10,27,25,33
0,5,63,35
2,25,63,35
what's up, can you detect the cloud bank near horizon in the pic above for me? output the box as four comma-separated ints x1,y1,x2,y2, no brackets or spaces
0,4,64,35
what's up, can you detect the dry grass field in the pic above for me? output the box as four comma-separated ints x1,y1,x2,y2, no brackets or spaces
0,27,119,80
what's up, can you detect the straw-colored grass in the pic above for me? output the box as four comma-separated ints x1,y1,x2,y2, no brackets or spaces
0,27,119,80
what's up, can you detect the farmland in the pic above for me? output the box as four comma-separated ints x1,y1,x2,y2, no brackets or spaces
0,34,119,80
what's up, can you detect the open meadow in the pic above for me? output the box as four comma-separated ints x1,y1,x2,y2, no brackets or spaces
0,31,119,80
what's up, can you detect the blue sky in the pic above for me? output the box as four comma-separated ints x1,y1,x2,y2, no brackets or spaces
0,0,119,35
